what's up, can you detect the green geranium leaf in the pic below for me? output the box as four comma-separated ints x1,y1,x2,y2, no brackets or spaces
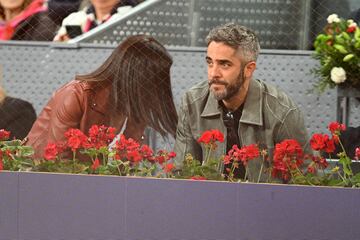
355,28,360,40
333,44,348,54
342,32,351,41
343,54,355,62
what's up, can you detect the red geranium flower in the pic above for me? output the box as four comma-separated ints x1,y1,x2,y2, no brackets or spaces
307,165,316,174
310,133,337,153
87,125,116,149
163,163,174,173
64,128,88,152
328,121,346,135
355,147,360,161
347,26,356,33
324,138,335,153
198,129,224,149
224,144,260,166
310,155,329,169
140,145,153,159
91,158,100,170
0,129,10,141
127,150,142,163
155,155,166,164
310,133,327,151
272,139,304,181
44,143,58,160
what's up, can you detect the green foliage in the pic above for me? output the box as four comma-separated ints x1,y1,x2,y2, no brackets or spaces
1,140,34,171
175,153,224,181
312,14,360,93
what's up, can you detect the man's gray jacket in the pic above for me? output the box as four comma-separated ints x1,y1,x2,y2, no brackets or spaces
173,79,311,181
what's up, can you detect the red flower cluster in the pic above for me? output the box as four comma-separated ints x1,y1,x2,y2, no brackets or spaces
197,129,224,149
224,144,260,166
44,125,117,161
272,139,304,181
307,155,329,174
115,134,176,165
355,147,360,161
155,150,176,164
44,143,58,160
310,134,335,153
328,121,346,136
163,163,175,173
64,128,88,152
347,26,356,33
0,129,10,141
87,125,116,149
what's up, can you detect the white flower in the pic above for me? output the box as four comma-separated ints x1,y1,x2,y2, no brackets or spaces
348,20,357,28
330,67,347,84
327,14,340,24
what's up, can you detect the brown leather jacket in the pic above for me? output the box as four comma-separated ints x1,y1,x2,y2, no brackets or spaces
26,80,144,159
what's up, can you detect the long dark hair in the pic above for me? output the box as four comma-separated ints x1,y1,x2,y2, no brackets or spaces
76,35,178,137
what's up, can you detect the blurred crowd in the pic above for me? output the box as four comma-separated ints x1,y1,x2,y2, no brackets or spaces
0,0,144,41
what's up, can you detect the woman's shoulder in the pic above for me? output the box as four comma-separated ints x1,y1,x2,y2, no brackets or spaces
58,79,110,95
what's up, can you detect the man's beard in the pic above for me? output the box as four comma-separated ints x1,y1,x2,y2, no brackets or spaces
208,69,245,101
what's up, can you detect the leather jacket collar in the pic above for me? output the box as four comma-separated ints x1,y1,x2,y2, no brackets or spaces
200,79,263,126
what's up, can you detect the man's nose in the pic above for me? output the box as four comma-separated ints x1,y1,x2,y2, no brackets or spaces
208,65,221,79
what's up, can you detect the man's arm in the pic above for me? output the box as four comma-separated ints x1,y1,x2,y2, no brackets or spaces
276,108,312,154
173,95,202,167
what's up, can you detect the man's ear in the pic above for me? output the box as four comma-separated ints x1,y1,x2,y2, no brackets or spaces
244,61,256,79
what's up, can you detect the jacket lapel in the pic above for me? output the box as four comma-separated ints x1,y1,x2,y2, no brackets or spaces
240,79,263,126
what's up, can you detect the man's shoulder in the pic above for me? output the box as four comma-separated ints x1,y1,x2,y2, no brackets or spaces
259,80,298,109
183,81,209,104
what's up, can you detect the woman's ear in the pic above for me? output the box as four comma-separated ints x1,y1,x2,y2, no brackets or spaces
244,61,257,79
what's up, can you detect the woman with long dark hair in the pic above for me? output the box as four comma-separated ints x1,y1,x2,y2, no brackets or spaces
26,35,178,158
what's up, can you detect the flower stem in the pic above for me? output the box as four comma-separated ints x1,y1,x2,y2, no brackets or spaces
257,156,265,183
72,151,76,172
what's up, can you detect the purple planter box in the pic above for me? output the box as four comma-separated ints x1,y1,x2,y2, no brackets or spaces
1,171,359,240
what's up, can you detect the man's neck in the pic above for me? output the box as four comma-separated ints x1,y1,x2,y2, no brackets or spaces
222,80,250,112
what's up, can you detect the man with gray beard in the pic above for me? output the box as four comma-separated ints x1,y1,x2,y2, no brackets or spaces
173,23,310,181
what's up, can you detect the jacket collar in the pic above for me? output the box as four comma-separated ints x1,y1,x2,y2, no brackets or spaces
201,79,263,126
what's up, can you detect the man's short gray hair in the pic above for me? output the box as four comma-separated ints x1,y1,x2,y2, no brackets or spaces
206,23,260,62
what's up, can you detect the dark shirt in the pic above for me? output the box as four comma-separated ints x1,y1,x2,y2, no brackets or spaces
0,97,36,139
221,102,245,179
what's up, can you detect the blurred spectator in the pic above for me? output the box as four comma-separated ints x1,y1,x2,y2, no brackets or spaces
349,8,360,24
54,0,138,41
47,0,82,26
0,86,36,139
0,0,58,41
334,126,360,160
